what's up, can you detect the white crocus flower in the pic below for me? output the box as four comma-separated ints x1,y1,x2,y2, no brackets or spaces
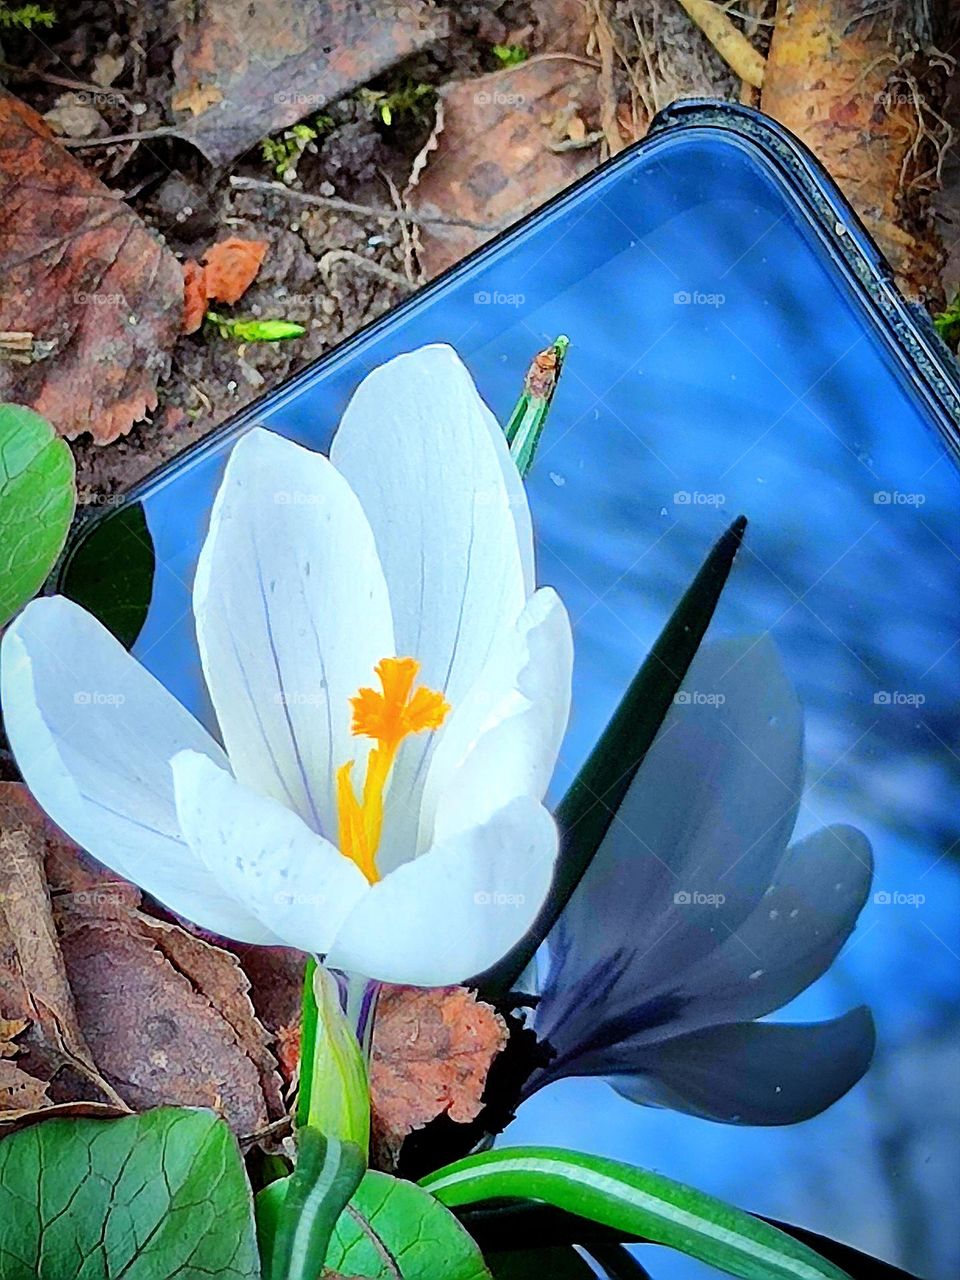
1,345,573,986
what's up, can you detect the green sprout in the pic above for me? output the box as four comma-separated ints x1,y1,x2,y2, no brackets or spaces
206,312,305,343
0,3,55,27
356,81,434,127
492,43,527,66
933,292,960,353
260,116,333,180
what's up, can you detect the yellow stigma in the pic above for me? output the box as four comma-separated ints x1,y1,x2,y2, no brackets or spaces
336,657,449,884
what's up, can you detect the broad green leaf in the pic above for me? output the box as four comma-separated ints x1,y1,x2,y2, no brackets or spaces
0,1106,260,1279
255,1133,364,1280
325,1170,492,1279
59,500,155,648
487,1247,595,1278
477,515,747,994
0,403,75,626
421,1147,851,1280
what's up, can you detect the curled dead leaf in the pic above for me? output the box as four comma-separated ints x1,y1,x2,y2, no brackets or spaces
370,985,508,1171
0,89,182,442
202,236,269,305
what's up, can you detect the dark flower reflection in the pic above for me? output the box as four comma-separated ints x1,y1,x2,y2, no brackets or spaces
529,637,876,1125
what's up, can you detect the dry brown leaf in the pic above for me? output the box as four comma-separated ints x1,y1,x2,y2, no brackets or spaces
405,58,601,278
182,259,209,334
370,985,508,1170
57,919,270,1135
171,0,448,165
0,784,283,1135
0,1058,49,1115
171,83,225,117
202,237,269,305
0,785,96,1071
0,1017,29,1057
0,89,182,442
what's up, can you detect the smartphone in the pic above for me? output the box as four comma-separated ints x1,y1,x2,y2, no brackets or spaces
59,100,960,1279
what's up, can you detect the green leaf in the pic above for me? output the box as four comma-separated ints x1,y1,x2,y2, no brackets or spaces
421,1148,850,1280
487,1247,595,1278
325,1170,492,1279
0,403,75,626
476,514,747,994
492,44,528,67
256,1133,364,1280
0,1106,260,1279
59,500,155,648
206,313,305,343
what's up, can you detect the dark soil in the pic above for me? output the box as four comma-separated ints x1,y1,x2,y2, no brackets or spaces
0,0,538,501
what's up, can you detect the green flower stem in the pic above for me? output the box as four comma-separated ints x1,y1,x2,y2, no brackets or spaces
505,335,570,477
296,963,376,1150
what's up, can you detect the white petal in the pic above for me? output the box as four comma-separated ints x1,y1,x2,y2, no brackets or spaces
330,346,530,865
330,344,528,699
1,597,277,943
418,587,573,850
194,428,394,840
326,797,557,986
173,751,369,953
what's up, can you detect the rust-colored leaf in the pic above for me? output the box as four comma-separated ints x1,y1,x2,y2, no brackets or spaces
202,237,269,305
171,0,449,166
0,89,183,443
183,259,209,334
406,58,601,278
370,985,508,1170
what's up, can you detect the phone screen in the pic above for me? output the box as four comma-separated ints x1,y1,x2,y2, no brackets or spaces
62,114,960,1278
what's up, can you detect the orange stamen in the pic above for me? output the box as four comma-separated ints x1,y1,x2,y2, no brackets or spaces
336,657,450,883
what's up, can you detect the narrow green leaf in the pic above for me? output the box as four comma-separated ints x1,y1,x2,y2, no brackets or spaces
505,335,569,477
421,1147,851,1280
256,1133,364,1280
325,1170,492,1279
0,403,75,626
0,1106,260,1279
477,515,747,994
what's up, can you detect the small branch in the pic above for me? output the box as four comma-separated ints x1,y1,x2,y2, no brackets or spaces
674,0,766,87
593,0,627,156
62,126,179,148
228,176,504,233
0,61,134,98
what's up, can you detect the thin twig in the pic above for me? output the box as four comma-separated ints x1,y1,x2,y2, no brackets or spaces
228,176,504,233
62,125,179,148
318,249,413,291
0,61,134,98
380,170,420,287
592,0,626,156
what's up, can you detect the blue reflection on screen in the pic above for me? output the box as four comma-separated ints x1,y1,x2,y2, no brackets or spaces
88,130,960,1278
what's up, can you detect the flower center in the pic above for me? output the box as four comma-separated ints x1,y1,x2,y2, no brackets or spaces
336,657,450,883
